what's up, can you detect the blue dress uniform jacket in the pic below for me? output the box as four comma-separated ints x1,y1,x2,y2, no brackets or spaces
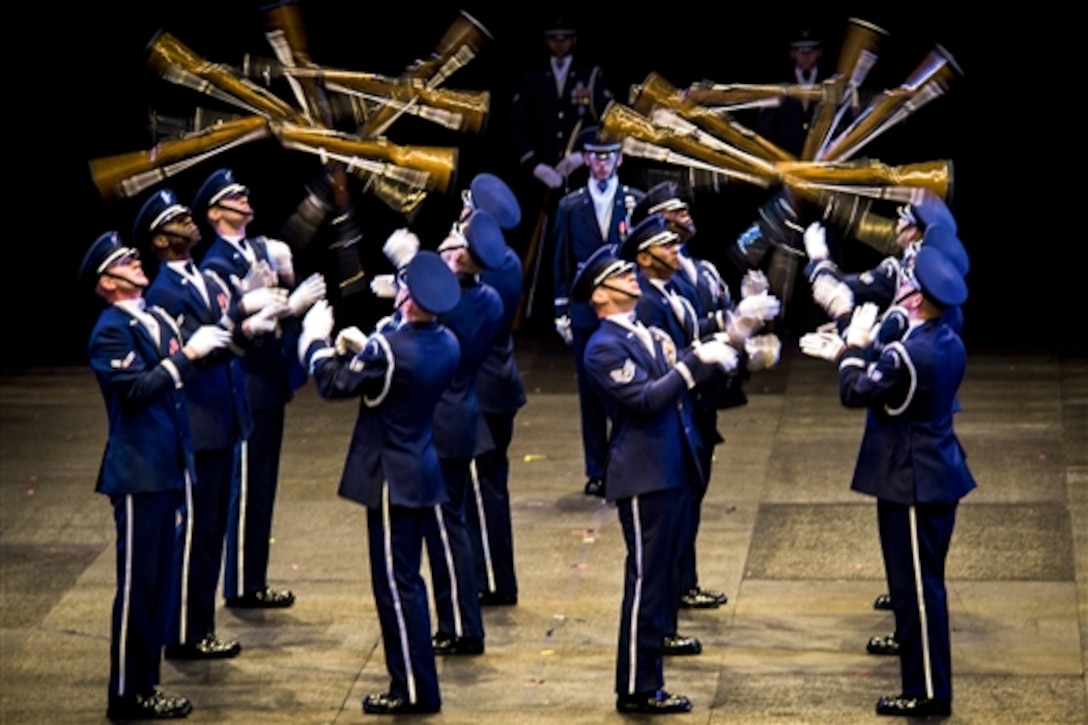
304,320,459,710
88,302,197,701
838,318,976,705
553,185,645,330
89,305,198,496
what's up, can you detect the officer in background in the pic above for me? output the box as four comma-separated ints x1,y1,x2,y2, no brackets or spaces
80,231,231,720
753,27,825,158
507,14,615,329
300,253,461,716
800,247,974,718
572,245,740,715
460,173,526,607
552,127,644,496
194,168,326,611
134,189,279,661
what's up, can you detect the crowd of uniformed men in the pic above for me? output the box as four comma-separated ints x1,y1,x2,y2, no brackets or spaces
79,16,974,722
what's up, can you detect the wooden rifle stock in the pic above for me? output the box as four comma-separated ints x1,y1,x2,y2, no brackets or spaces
89,115,270,200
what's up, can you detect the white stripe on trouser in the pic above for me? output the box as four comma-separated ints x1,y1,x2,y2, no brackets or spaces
118,495,134,695
626,496,644,694
470,460,496,591
178,469,194,644
235,439,249,591
908,505,935,699
383,483,416,703
432,504,463,636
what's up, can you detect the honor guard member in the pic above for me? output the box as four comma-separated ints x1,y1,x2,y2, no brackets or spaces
552,127,644,496
301,252,461,716
421,208,506,654
629,186,782,611
80,231,231,720
752,26,825,158
194,168,326,611
461,174,525,607
572,245,740,714
801,247,973,718
134,189,276,660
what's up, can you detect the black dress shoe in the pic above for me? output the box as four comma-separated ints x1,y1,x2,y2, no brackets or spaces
867,633,901,656
875,694,951,717
584,477,605,497
663,634,702,655
478,590,518,606
107,689,192,720
616,689,693,714
362,692,440,715
226,587,295,609
164,634,242,660
431,632,484,655
679,586,727,608
873,593,893,610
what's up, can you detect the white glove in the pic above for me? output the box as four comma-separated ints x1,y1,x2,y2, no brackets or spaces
693,338,739,372
799,331,845,362
845,302,880,349
264,238,295,281
812,274,855,319
240,286,288,314
740,269,769,299
184,324,232,359
298,299,334,359
334,326,368,355
370,274,397,299
243,302,287,338
554,151,584,177
736,291,781,322
554,315,573,345
803,222,830,261
745,333,782,371
383,228,420,270
533,162,563,189
231,260,277,293
287,273,327,316
724,311,761,345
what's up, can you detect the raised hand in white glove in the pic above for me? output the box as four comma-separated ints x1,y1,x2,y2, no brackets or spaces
799,330,845,362
694,338,739,372
370,274,397,299
845,301,880,349
803,222,830,261
243,301,288,338
736,291,781,321
184,324,232,359
554,151,585,178
724,311,761,346
298,299,334,360
263,238,295,281
740,269,769,299
745,333,782,371
533,162,564,189
383,228,420,270
335,326,368,355
554,315,573,345
240,286,288,314
812,274,854,319
287,273,327,316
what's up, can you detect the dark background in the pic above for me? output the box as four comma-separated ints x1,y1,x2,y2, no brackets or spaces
14,3,1078,366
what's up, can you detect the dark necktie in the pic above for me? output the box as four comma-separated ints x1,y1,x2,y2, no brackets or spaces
238,238,248,250
184,262,195,276
598,180,608,194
